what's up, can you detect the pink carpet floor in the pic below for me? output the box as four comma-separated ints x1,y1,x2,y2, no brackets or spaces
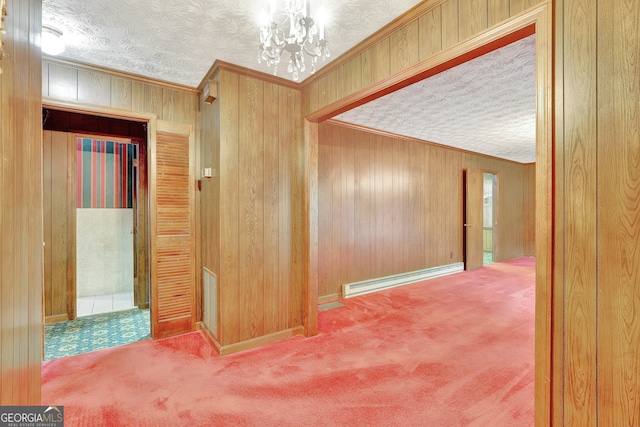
41,257,535,426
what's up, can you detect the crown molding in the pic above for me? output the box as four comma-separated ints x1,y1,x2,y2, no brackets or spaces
43,55,199,93
199,60,301,92
300,0,447,88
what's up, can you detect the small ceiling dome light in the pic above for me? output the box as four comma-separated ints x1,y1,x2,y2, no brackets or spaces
42,25,65,55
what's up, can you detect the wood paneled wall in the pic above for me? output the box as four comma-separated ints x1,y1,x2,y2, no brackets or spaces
556,0,640,424
42,131,76,322
0,0,42,405
43,59,198,125
302,0,544,116
318,122,535,298
199,65,305,353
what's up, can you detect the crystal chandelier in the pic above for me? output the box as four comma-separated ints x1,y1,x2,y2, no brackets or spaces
258,0,330,81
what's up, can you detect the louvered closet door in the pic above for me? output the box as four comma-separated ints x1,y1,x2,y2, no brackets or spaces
150,120,196,339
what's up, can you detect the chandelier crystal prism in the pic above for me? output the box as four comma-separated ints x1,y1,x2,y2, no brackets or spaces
258,0,330,81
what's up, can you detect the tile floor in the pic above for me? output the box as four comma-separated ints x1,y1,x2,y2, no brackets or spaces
77,291,135,317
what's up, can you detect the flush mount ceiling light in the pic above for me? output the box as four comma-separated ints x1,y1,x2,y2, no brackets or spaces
42,25,65,55
258,0,330,81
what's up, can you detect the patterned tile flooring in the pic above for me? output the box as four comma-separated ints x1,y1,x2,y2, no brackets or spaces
44,308,150,361
483,251,494,266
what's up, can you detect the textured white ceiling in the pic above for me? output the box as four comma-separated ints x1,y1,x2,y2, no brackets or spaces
335,35,537,164
42,0,424,87
41,1,536,164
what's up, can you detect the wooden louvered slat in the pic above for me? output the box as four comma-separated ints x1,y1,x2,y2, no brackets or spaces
151,122,195,339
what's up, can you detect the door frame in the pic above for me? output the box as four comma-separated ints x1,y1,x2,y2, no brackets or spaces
42,98,155,322
302,3,553,422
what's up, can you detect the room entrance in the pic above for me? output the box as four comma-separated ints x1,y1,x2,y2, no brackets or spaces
42,108,150,360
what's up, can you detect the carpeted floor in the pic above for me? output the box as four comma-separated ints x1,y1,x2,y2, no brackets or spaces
44,308,150,361
42,258,535,426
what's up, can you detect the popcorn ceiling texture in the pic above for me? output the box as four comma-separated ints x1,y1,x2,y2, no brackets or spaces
335,35,537,164
42,0,423,86
42,2,536,163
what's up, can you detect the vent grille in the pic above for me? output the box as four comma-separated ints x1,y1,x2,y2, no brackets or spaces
342,263,464,298
203,268,217,338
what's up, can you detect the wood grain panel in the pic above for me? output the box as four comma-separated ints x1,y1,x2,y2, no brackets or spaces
523,164,535,255
48,62,78,101
509,0,536,16
218,70,241,345
144,84,164,119
360,50,373,88
561,0,597,423
278,85,293,329
42,62,49,96
317,122,534,297
1,0,42,405
111,77,133,110
238,76,265,341
419,6,443,60
371,37,391,84
77,69,111,106
151,123,196,339
199,66,304,347
441,0,460,50
390,19,420,74
597,0,640,424
459,0,488,41
263,82,279,335
488,0,510,27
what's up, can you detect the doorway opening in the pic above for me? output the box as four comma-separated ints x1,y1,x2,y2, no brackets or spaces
42,108,150,360
483,173,497,265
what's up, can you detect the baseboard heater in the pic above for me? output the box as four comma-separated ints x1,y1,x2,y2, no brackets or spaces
342,262,464,298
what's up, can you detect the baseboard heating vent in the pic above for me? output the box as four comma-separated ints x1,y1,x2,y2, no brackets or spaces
203,268,217,338
342,262,464,298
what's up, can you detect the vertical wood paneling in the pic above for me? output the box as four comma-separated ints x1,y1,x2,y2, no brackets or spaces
597,0,640,424
292,97,305,330
278,85,293,328
51,132,69,317
390,19,420,74
144,84,164,119
509,0,536,16
42,131,77,321
371,37,391,84
263,82,279,335
317,122,534,297
1,0,42,405
419,6,443,61
318,125,333,297
77,69,111,106
48,63,78,101
523,164,535,255
131,81,145,112
488,0,510,27
360,50,373,88
238,76,265,341
459,0,488,41
562,0,597,423
111,77,133,110
219,70,240,344
441,0,460,50
43,131,53,317
42,62,49,96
